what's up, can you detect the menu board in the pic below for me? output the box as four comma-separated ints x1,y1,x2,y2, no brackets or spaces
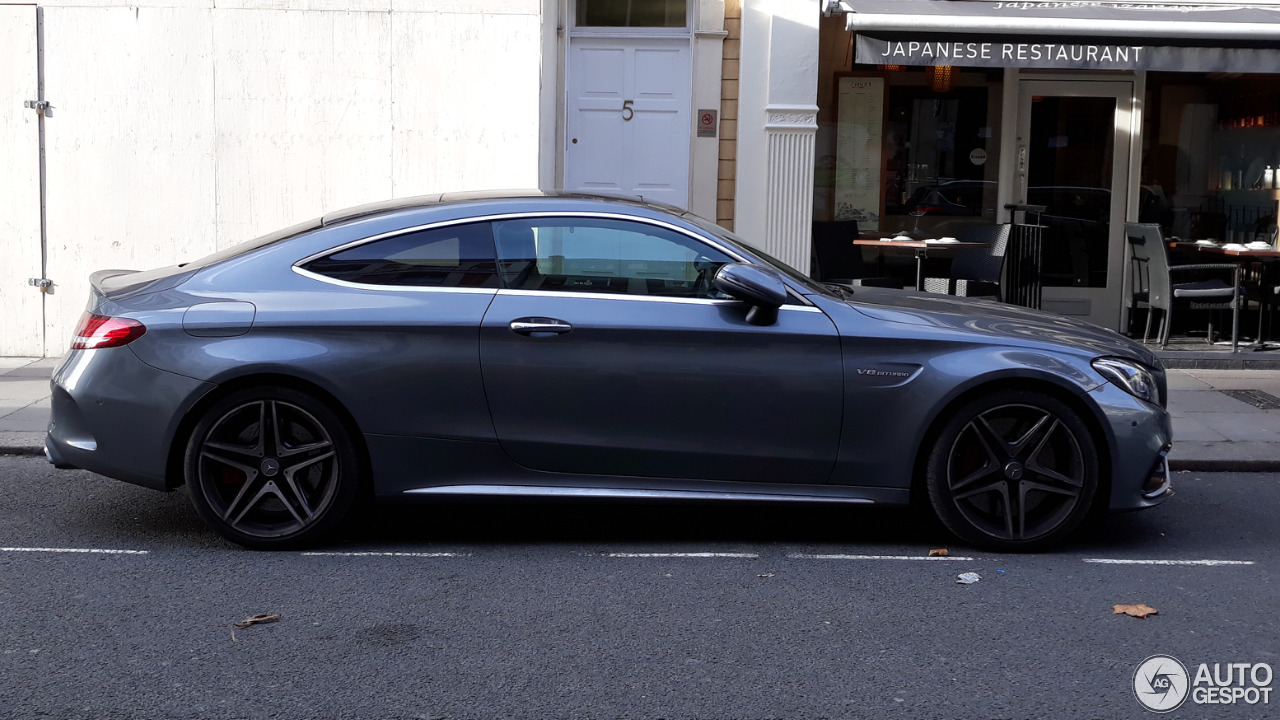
835,77,884,230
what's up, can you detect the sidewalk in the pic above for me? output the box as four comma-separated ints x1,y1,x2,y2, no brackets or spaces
3,357,1280,471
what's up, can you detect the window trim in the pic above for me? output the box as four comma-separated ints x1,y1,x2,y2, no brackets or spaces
292,211,812,305
570,0,691,34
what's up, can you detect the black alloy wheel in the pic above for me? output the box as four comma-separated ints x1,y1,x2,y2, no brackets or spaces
184,387,360,549
926,389,1099,552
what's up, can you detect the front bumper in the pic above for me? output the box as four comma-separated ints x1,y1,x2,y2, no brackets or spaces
46,348,214,491
1088,381,1174,511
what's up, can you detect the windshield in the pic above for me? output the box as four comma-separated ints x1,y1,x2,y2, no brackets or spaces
678,213,826,293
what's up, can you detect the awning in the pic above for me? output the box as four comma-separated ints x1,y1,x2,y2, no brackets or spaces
829,0,1280,72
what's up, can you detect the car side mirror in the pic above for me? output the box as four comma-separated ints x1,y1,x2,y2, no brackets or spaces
713,263,787,326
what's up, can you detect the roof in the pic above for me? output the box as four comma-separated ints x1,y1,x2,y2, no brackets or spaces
319,190,678,227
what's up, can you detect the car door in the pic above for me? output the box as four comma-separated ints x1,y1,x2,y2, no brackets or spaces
478,213,843,484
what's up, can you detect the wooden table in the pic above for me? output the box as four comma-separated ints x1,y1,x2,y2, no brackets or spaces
1172,242,1280,344
853,239,991,291
1172,241,1280,259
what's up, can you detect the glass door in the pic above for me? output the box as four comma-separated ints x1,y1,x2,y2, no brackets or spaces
1015,80,1133,329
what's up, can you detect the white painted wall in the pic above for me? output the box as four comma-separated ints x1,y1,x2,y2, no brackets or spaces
735,0,819,271
0,5,44,357
42,7,218,352
1,0,544,355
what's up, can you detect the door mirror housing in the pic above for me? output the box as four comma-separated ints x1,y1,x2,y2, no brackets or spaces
713,263,788,326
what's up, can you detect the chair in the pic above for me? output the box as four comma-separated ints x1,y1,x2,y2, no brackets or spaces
810,221,903,289
922,223,1011,299
1125,222,1242,352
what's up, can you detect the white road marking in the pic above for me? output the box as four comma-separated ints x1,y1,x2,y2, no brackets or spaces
1083,558,1255,566
1,546,148,555
606,552,760,558
300,551,470,558
787,553,976,561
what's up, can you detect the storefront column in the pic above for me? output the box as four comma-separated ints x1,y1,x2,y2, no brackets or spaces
736,0,819,272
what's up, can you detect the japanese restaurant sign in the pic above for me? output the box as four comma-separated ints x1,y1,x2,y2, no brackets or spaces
843,0,1280,72
856,35,1280,72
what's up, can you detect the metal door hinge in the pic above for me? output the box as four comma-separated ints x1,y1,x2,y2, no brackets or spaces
24,100,53,117
29,278,53,292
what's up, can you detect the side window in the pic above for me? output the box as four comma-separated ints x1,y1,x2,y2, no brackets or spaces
491,217,734,298
301,222,498,288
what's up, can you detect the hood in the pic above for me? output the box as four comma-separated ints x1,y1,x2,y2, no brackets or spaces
842,287,1162,367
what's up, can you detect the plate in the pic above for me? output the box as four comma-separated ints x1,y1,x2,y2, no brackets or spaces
1223,243,1249,251
1247,241,1272,250
1195,239,1220,246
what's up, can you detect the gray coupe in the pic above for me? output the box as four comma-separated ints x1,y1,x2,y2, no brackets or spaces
46,191,1172,551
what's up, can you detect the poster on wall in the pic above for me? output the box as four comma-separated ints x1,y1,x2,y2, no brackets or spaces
835,77,884,230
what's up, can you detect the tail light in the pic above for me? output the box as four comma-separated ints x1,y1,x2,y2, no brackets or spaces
71,312,147,349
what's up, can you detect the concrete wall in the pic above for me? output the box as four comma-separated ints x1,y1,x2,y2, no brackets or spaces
1,0,544,356
0,6,45,357
735,0,819,271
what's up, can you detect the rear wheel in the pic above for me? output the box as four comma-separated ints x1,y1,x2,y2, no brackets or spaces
184,387,360,549
926,389,1099,552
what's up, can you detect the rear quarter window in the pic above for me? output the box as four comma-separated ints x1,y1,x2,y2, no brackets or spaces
300,222,499,288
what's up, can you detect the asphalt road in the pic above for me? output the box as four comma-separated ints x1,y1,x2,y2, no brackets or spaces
0,454,1276,720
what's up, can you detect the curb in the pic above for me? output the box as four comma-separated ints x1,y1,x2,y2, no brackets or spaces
1168,459,1280,472
1157,351,1280,370
0,432,45,458
0,445,45,457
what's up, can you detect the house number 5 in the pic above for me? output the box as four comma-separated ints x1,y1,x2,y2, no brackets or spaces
622,100,634,121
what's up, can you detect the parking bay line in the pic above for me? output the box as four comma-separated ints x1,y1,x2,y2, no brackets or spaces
606,552,760,558
1083,558,1256,566
787,553,976,561
1,546,149,555
300,551,471,558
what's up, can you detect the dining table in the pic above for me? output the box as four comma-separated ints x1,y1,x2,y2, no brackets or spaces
852,238,991,292
1171,240,1280,345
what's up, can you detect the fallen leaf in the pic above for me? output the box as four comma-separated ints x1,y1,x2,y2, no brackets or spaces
1113,604,1159,619
233,613,281,628
928,548,949,557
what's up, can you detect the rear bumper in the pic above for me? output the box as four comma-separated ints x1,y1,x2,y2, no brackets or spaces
46,348,214,491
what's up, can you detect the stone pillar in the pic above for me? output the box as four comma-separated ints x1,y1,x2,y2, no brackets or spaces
736,1,819,274
762,105,818,271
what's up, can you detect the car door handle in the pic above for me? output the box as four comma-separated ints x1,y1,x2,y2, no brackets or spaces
508,318,573,336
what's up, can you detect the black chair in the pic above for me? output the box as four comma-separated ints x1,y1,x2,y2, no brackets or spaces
921,223,1011,299
1125,222,1242,352
810,221,903,289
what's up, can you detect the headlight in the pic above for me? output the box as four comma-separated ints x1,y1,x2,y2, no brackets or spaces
1092,357,1160,404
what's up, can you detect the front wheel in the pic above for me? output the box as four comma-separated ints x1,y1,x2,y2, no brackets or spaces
184,387,361,549
925,389,1099,552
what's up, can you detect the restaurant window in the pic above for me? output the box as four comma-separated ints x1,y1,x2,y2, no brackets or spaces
1141,72,1280,245
576,0,687,28
814,20,1002,241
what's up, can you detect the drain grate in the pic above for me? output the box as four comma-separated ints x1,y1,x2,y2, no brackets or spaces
1219,389,1280,410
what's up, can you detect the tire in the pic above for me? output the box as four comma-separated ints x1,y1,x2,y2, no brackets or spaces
925,389,1099,552
184,386,361,549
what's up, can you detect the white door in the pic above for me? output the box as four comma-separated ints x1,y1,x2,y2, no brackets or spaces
1015,80,1133,329
0,6,44,356
565,36,691,209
